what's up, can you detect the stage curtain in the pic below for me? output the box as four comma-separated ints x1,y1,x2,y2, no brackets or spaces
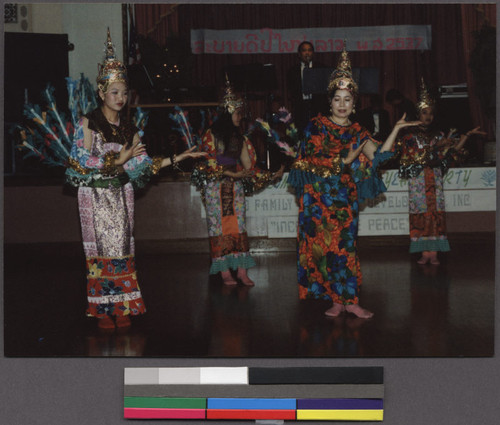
174,4,469,123
135,4,179,45
460,4,496,140
134,4,492,144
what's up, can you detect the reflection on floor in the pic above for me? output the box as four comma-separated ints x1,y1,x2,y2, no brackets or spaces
3,234,494,357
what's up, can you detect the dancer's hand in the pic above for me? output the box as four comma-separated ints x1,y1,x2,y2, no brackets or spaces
116,140,146,165
454,126,487,150
465,126,487,138
393,113,422,131
225,169,252,179
343,140,369,165
272,164,285,181
176,146,208,162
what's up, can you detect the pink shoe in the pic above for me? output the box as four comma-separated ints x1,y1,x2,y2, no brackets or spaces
325,303,345,317
345,304,374,319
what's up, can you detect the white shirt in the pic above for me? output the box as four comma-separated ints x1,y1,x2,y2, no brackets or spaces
301,61,313,100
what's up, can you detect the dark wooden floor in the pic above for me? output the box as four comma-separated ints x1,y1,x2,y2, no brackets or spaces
3,234,495,357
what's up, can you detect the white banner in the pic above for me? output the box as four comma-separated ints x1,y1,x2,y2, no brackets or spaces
381,167,497,191
191,25,432,54
193,168,496,237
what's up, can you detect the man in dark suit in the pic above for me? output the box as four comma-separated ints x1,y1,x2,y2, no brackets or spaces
385,88,418,122
287,41,328,136
356,94,391,141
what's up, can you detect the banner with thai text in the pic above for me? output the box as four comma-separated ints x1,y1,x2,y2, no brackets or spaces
191,25,432,54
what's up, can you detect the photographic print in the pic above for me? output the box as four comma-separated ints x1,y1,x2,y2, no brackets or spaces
3,3,496,359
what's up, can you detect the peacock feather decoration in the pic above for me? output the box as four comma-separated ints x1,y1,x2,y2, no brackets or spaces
169,105,218,149
246,107,299,157
17,74,148,167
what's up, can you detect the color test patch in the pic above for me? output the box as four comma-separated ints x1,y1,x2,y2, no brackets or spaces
124,367,384,421
297,409,384,421
124,408,206,419
207,409,296,420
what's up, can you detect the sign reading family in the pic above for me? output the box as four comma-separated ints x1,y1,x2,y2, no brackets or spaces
191,25,432,54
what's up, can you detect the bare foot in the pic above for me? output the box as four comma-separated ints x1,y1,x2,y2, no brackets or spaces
221,270,237,286
417,256,429,265
325,303,345,317
116,315,131,328
417,251,430,265
98,316,115,329
237,269,255,286
345,304,374,319
429,252,440,265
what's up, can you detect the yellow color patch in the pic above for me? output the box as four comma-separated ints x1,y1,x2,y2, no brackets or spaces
297,409,383,421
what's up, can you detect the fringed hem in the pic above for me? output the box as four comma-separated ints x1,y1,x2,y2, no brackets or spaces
357,175,388,204
209,253,256,274
357,149,393,204
409,239,451,253
86,298,146,318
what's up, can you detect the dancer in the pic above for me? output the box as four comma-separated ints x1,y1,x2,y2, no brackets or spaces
191,78,284,286
396,78,484,265
65,29,206,329
288,43,420,318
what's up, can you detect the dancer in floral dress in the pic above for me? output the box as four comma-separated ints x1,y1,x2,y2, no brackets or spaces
288,43,420,318
396,78,484,265
191,78,284,286
65,29,205,329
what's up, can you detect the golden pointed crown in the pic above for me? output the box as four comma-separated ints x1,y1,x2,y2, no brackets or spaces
327,40,358,96
96,28,128,92
416,77,435,113
221,74,244,114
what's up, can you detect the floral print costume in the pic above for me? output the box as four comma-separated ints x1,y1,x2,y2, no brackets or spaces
65,108,162,318
288,115,392,304
191,129,273,274
397,126,467,253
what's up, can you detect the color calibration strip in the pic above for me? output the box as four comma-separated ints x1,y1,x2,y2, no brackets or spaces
124,367,384,421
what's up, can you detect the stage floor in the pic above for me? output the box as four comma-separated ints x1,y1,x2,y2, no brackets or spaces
3,234,495,358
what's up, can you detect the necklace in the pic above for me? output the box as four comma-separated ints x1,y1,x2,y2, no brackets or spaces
108,122,118,136
329,116,350,127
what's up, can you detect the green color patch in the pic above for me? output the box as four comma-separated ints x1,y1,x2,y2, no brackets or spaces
124,397,207,409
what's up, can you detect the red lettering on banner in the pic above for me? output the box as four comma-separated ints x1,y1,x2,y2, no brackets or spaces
193,41,203,54
372,38,383,50
315,40,327,52
245,34,259,53
282,39,302,52
191,28,429,54
357,40,369,50
233,40,245,53
334,39,344,51
260,28,273,52
213,40,226,53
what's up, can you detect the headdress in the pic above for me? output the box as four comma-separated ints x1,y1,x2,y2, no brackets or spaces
327,40,358,96
96,28,128,93
415,77,435,113
221,74,244,114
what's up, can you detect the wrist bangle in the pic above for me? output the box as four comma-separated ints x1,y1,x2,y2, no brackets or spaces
170,153,181,171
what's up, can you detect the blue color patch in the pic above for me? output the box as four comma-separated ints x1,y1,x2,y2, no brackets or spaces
207,398,296,410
